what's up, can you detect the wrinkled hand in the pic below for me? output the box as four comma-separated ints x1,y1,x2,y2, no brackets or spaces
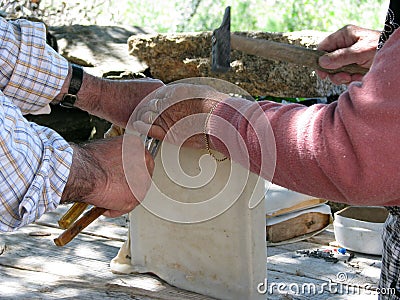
62,135,154,218
317,25,381,84
132,83,229,149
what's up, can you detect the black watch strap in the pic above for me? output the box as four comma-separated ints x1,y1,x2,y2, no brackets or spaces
60,64,83,108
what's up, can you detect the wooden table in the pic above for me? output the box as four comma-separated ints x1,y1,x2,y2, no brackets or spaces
0,205,382,299
267,228,382,299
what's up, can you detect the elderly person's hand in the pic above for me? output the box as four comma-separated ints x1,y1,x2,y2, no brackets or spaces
132,83,229,149
317,25,381,85
62,135,154,218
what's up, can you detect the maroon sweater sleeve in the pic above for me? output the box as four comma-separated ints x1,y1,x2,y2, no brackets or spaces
209,28,400,206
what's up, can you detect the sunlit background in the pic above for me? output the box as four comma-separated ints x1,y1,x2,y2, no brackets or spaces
1,0,388,32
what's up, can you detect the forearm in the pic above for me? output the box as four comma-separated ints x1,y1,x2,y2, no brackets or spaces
54,66,163,127
209,97,360,205
209,28,400,206
0,17,156,229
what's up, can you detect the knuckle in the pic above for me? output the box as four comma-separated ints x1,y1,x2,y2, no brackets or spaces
343,24,354,32
341,24,355,37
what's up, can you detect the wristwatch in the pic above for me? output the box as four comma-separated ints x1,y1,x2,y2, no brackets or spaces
60,64,83,108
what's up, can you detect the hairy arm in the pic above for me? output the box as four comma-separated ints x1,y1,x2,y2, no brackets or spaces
54,67,163,127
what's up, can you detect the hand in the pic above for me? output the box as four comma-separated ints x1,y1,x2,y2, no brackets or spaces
132,83,229,149
61,135,154,218
317,25,381,85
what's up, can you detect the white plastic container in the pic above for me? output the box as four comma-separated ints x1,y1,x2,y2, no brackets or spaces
111,143,266,300
333,206,388,255
265,183,326,217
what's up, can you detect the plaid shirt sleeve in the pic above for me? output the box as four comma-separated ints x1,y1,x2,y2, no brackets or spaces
0,18,68,113
0,18,73,231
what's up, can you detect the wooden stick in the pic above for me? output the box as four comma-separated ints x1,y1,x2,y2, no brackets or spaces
58,202,89,229
231,34,369,75
54,207,106,247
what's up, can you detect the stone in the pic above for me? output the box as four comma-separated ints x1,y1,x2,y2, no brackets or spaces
128,31,347,97
113,144,267,300
49,24,149,76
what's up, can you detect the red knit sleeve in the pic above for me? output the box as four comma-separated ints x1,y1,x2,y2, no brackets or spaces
209,28,400,206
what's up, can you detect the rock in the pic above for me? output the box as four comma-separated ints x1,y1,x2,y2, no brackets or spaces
49,25,150,76
128,31,347,97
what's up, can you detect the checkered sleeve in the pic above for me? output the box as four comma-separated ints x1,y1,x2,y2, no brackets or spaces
0,17,68,114
0,18,73,231
0,92,73,231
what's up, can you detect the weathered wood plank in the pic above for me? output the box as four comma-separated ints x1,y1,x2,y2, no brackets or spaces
267,213,330,243
268,250,381,289
266,270,378,299
306,225,336,245
0,223,122,280
0,264,214,300
267,228,335,257
0,213,383,300
0,220,215,300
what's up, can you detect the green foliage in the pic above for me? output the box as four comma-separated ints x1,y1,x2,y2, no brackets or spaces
2,0,388,33
118,0,388,33
273,0,387,32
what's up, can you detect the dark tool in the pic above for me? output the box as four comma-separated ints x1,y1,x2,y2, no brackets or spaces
212,6,369,75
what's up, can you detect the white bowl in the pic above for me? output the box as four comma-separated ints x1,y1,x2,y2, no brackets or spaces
333,206,388,255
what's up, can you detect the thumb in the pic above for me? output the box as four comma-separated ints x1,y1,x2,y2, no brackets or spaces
318,46,365,70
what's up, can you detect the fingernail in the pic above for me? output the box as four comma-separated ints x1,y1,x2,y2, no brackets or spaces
319,55,332,67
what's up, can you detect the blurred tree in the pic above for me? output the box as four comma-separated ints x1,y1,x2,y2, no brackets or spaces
0,0,388,32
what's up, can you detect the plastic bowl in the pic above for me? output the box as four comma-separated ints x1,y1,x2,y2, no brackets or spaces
333,206,388,255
